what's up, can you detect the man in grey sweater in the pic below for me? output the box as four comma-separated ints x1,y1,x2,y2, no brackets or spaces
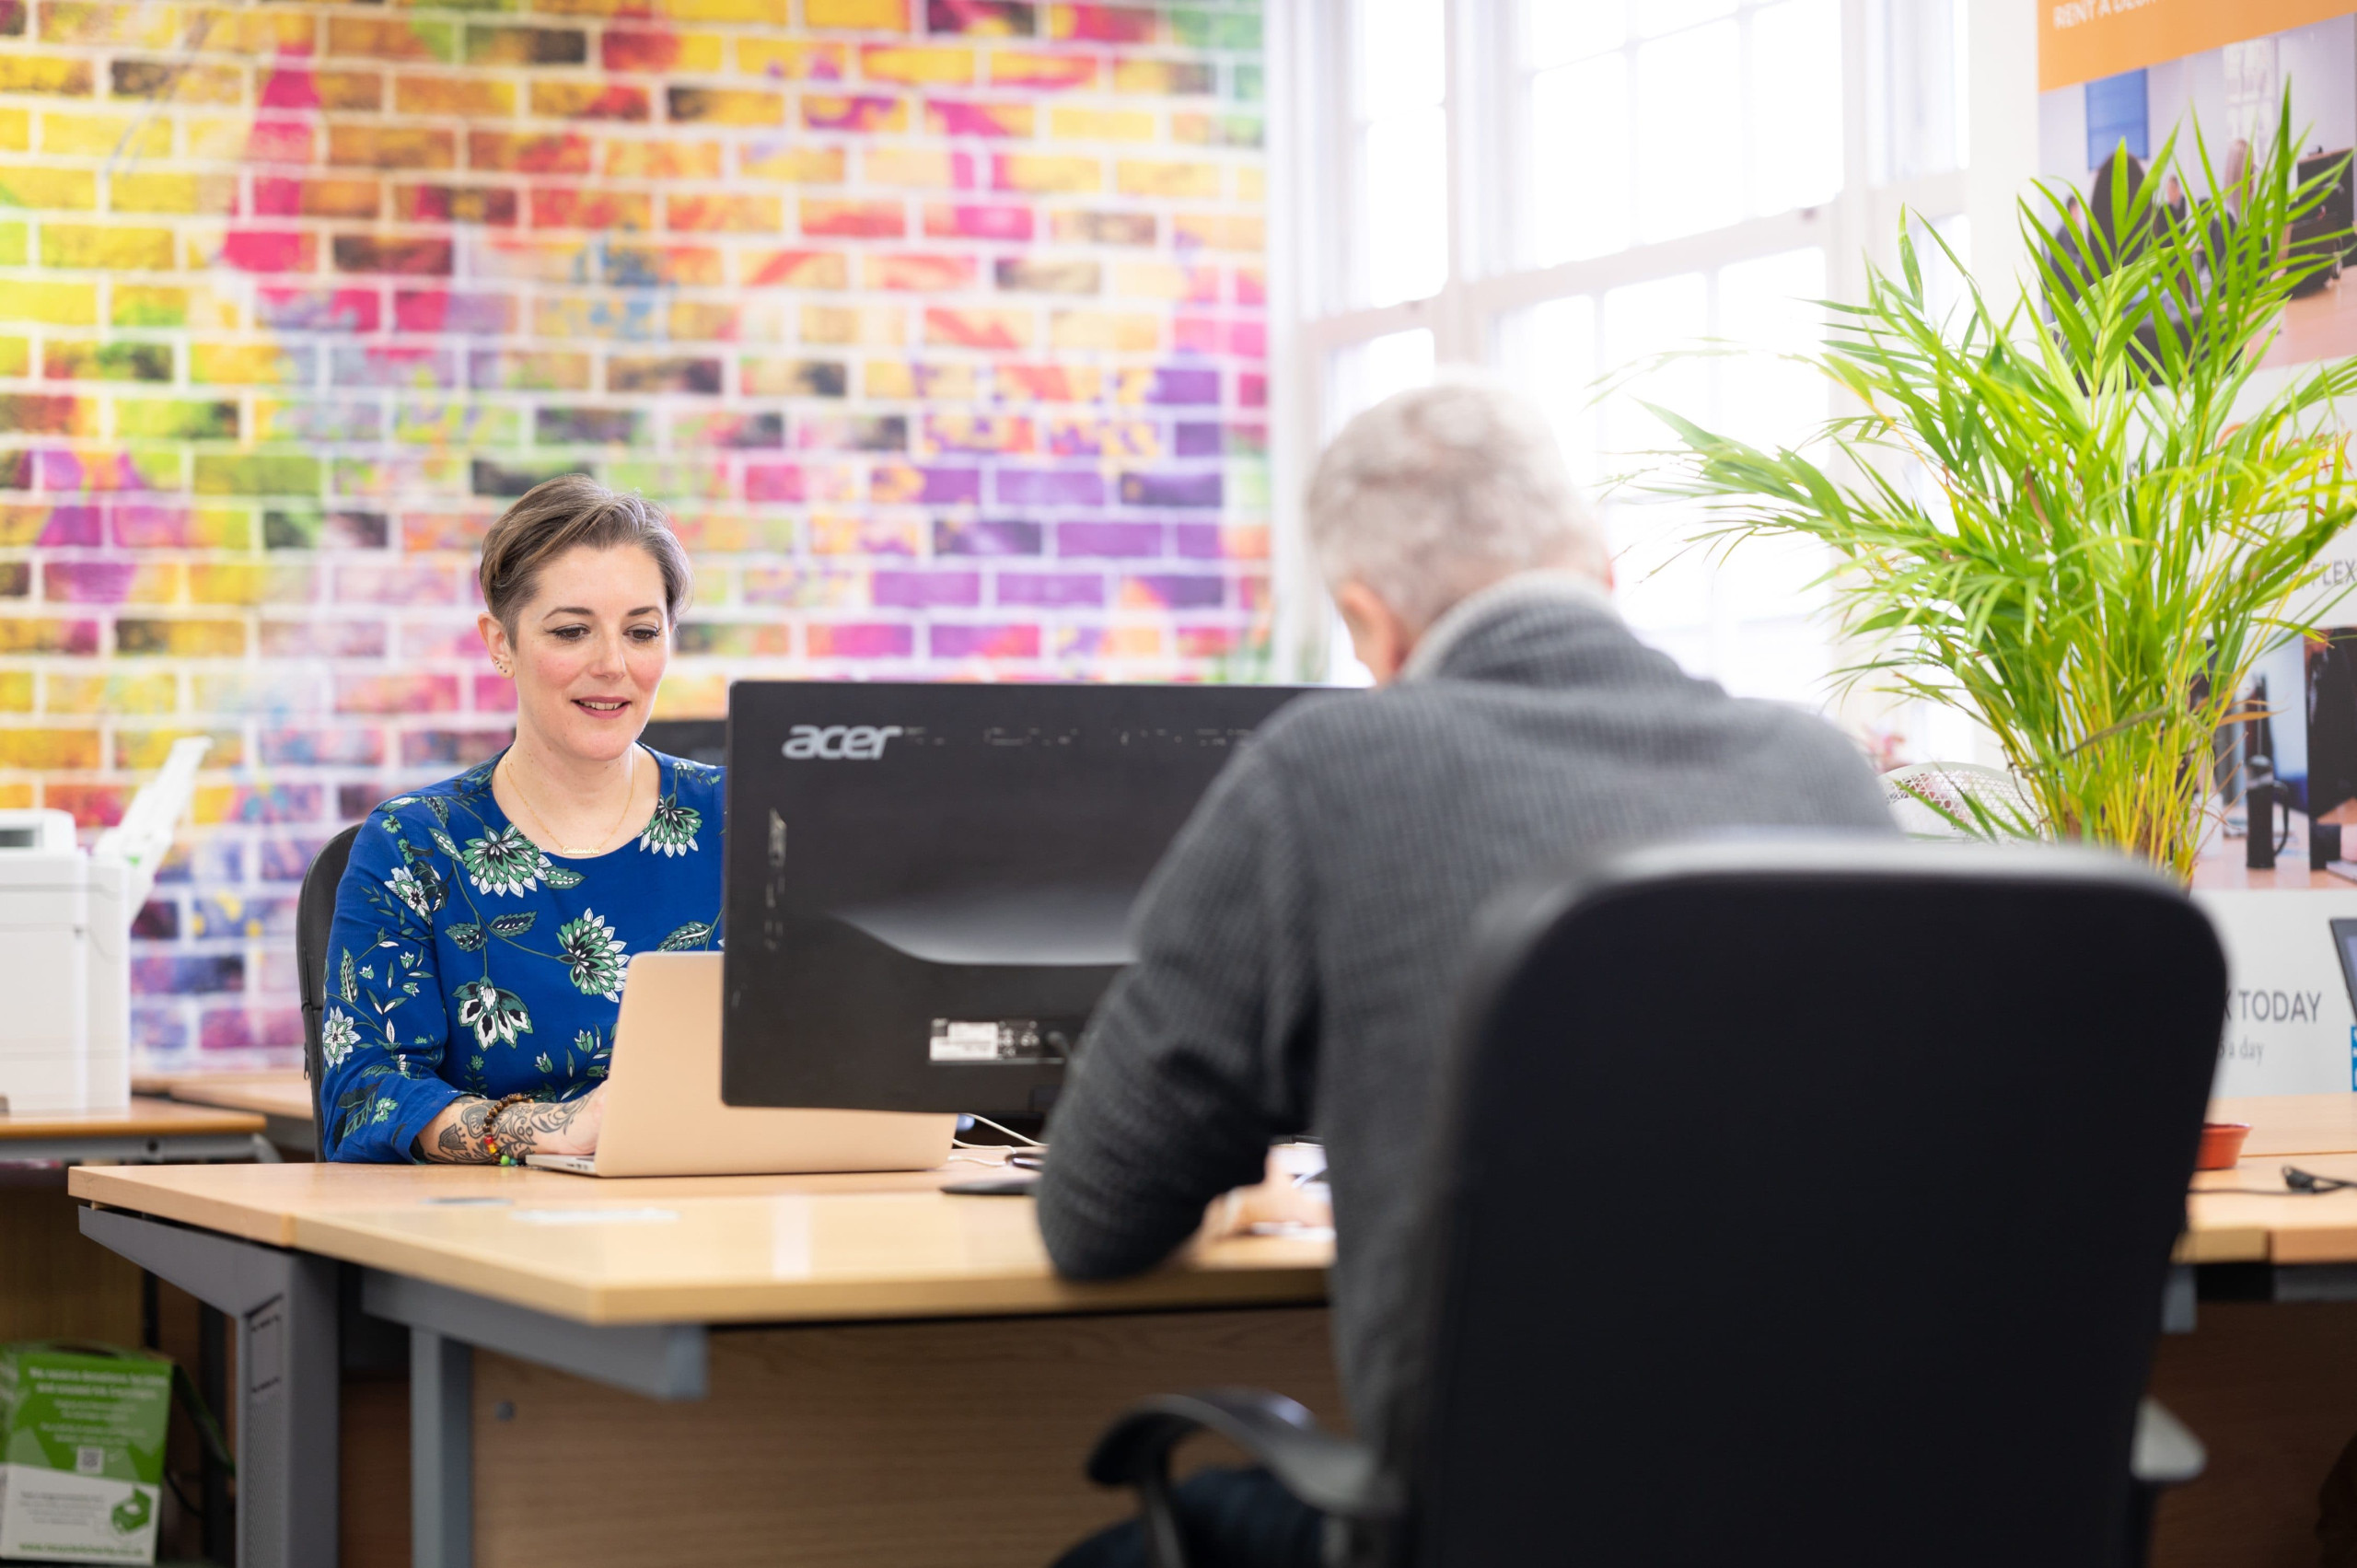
1039,384,1894,1567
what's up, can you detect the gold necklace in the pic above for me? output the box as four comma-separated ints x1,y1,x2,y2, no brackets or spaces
502,749,642,857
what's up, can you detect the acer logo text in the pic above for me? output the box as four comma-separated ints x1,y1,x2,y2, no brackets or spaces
783,724,903,761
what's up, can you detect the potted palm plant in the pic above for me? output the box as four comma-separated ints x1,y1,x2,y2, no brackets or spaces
1649,101,2357,883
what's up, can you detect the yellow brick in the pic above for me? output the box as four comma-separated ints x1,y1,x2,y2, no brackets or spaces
41,224,174,270
0,339,25,377
800,304,902,346
0,784,30,809
0,56,94,96
41,3,183,47
0,674,31,714
0,110,28,151
0,282,98,325
805,0,905,27
188,563,306,605
740,144,843,183
190,343,301,383
0,728,102,770
864,360,913,398
118,726,238,770
1115,158,1222,199
110,172,237,215
1051,108,1156,142
608,138,723,180
44,673,177,715
0,163,95,208
0,226,20,265
737,38,845,78
1237,167,1263,204
41,111,170,157
859,43,970,84
190,7,315,53
1050,310,1160,353
1112,261,1194,301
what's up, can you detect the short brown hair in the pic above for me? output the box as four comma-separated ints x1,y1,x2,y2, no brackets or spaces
477,474,692,631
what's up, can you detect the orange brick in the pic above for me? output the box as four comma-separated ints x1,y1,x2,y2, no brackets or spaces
806,0,906,27
1173,212,1262,252
530,187,651,229
863,251,973,291
468,131,594,173
329,124,456,169
799,197,901,238
607,138,723,179
668,193,781,233
327,17,456,64
740,248,847,287
924,307,1029,350
0,728,102,770
601,29,724,72
989,50,1094,90
1051,309,1158,352
802,93,904,132
994,153,1097,192
862,145,959,187
668,300,741,340
261,177,380,219
395,74,516,116
529,81,651,122
797,305,901,345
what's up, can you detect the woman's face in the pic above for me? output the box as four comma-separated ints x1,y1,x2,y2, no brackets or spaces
480,544,671,765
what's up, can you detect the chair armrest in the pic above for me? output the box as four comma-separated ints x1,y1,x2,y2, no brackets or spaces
2131,1398,2204,1488
1086,1387,1402,1521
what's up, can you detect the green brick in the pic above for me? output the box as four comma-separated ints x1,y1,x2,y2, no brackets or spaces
116,399,238,439
1232,63,1262,102
1171,9,1261,50
110,285,186,327
194,453,321,496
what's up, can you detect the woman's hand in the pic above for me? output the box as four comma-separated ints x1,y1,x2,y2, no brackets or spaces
501,1084,606,1157
1201,1147,1333,1243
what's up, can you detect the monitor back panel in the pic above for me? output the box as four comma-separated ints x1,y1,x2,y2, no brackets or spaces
723,681,1313,1113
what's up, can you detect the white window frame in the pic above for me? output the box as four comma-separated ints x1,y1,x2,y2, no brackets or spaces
1263,0,1975,693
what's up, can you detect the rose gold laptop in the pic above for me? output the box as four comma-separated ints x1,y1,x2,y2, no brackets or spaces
526,951,955,1178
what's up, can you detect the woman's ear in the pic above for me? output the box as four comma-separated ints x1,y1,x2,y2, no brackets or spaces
478,611,514,677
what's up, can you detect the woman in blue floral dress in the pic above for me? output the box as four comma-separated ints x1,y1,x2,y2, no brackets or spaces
319,476,723,1163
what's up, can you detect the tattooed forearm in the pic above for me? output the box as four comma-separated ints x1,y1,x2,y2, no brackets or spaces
499,1098,585,1148
416,1098,495,1164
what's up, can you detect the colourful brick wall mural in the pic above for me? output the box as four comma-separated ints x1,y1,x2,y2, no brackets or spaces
0,0,1270,1070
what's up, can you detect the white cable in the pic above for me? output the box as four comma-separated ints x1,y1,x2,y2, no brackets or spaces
960,1113,1045,1149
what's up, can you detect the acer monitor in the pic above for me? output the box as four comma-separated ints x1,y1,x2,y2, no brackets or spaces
721,679,1316,1116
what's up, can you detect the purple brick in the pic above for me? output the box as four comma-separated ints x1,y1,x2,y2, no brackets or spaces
1174,524,1228,560
151,839,242,885
402,728,513,767
199,1006,304,1051
1174,422,1223,458
930,623,1039,660
1145,367,1221,405
192,895,300,939
257,287,380,332
29,505,103,545
204,786,325,827
259,834,329,881
873,570,982,609
43,561,140,602
132,900,180,939
1123,573,1226,609
997,571,1103,607
1119,470,1223,509
994,469,1106,506
133,953,245,995
331,345,458,389
260,619,389,657
1056,520,1162,558
132,1006,187,1052
875,464,982,505
40,449,175,493
261,727,385,766
935,517,1042,556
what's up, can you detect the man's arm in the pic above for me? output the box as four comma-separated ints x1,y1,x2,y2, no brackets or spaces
1036,749,1319,1279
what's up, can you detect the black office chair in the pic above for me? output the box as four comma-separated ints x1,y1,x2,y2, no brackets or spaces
296,823,363,1146
1084,838,2222,1568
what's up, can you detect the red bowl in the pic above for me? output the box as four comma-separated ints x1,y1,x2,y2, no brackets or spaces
2197,1121,2252,1171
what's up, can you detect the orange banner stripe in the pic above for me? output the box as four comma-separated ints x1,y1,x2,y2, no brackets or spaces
2041,0,2357,93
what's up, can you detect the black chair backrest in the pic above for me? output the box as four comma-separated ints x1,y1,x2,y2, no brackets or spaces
1407,838,2223,1568
296,823,363,1130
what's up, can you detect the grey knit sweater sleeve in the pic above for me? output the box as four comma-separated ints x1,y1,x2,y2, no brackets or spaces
1035,744,1315,1279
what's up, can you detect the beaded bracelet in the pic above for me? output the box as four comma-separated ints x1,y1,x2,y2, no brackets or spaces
482,1093,535,1166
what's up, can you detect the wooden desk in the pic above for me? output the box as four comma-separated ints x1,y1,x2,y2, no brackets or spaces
70,1161,1337,1568
0,1096,269,1165
134,1071,315,1155
2210,1094,2357,1158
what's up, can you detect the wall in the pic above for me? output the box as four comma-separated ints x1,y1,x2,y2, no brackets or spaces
0,0,1271,1069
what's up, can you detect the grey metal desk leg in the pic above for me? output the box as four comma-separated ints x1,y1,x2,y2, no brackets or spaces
76,1206,339,1568
411,1328,472,1568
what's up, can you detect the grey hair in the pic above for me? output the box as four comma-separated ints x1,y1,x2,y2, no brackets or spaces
1305,382,1607,631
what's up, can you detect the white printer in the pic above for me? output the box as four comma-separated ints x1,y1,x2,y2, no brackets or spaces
0,738,209,1114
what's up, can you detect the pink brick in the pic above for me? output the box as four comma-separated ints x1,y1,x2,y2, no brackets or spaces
219,230,318,273
807,622,912,659
334,563,456,604
930,622,1039,659
922,202,1032,241
471,672,517,712
336,672,459,714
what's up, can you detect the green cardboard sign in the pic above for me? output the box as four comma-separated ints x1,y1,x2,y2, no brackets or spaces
0,1342,172,1564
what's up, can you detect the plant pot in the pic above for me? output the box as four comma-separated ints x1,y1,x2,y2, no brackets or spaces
2197,1121,2252,1170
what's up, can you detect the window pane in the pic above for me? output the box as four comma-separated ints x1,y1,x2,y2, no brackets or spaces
1358,0,1445,117
1600,272,1708,461
1529,53,1631,264
1362,108,1450,305
1635,21,1741,243
1327,328,1435,435
1715,247,1827,451
1499,296,1600,488
1633,0,1736,41
1749,0,1842,215
1526,0,1623,66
